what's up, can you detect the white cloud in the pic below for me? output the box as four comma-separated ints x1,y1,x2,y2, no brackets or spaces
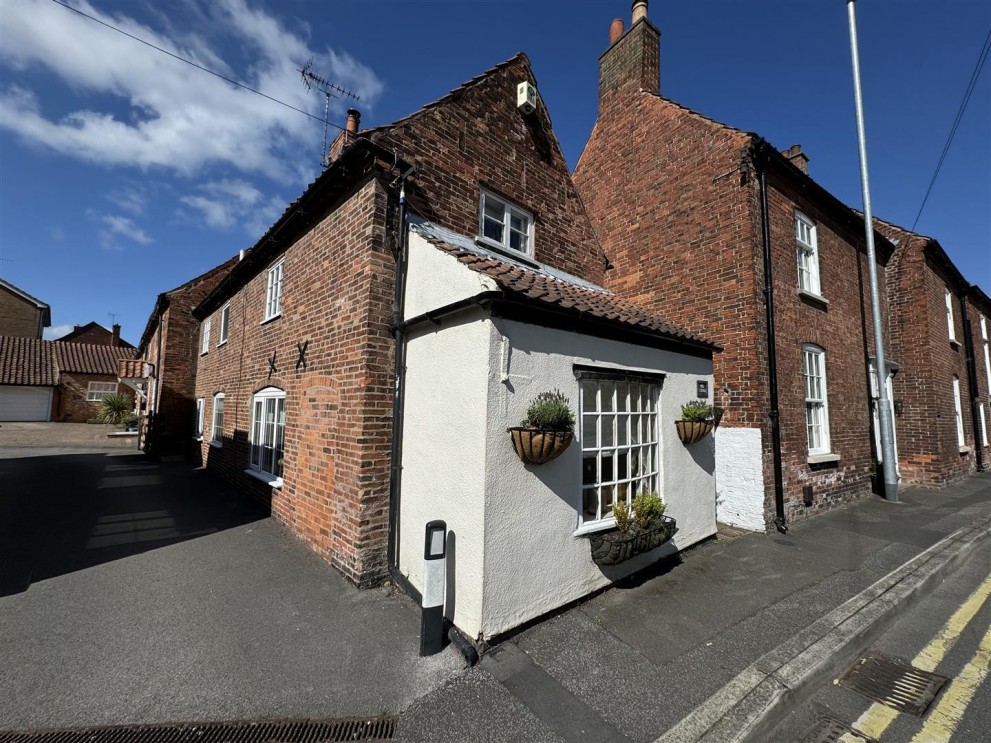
179,178,284,234
96,213,152,250
44,324,74,340
107,188,148,216
0,0,384,183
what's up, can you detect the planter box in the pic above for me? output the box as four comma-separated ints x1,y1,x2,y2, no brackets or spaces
588,515,678,566
675,420,713,445
508,427,574,465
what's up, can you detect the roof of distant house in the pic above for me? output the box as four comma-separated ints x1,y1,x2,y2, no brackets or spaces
0,278,51,327
0,337,134,386
58,321,135,349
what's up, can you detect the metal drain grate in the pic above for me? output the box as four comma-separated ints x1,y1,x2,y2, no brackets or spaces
799,717,877,743
836,651,948,717
0,717,397,743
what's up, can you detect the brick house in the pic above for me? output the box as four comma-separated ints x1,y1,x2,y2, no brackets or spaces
574,3,899,532
58,321,134,349
191,54,719,639
0,278,50,339
874,217,990,483
0,337,132,421
133,258,238,457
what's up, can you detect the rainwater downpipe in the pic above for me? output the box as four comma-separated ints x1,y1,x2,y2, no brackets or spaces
960,294,986,472
756,149,788,534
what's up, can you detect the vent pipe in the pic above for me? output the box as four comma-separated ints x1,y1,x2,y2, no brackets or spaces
632,0,648,23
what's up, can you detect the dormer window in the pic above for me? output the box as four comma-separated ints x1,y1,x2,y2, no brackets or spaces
479,190,532,256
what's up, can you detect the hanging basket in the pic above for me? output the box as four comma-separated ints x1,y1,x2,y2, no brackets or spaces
508,427,574,465
588,515,678,566
676,420,713,445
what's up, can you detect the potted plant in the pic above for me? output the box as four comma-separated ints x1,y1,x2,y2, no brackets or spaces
676,399,715,445
508,390,575,465
588,493,678,565
97,393,133,426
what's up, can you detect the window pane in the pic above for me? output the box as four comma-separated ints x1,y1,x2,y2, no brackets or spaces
601,382,614,412
616,383,629,412
631,414,641,444
509,229,527,252
582,455,597,486
602,416,615,447
617,414,629,446
483,216,503,243
583,488,599,520
601,451,614,483
582,383,597,412
582,416,598,449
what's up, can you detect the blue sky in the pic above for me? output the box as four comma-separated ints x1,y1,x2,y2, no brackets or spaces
1,0,988,345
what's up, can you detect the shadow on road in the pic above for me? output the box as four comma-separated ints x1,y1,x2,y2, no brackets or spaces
0,451,267,596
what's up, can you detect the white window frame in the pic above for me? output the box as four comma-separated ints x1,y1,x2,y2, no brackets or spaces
264,259,284,322
802,344,831,455
211,392,225,446
795,212,821,296
981,316,990,397
201,319,211,355
945,288,957,342
195,398,205,440
248,386,286,485
952,376,965,447
478,189,534,256
218,303,230,346
86,381,118,401
981,403,989,448
576,371,662,534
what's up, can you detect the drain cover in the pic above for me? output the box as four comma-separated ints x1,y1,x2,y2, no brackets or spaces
836,651,948,717
799,717,877,743
0,717,396,743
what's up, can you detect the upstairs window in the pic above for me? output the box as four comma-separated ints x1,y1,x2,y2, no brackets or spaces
201,319,211,354
265,260,284,321
87,381,118,401
219,303,230,346
982,316,991,397
952,376,965,447
795,212,821,296
802,345,831,455
479,190,533,255
945,288,956,342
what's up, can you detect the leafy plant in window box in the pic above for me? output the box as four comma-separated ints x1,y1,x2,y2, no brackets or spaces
588,493,678,566
676,400,715,445
508,390,575,465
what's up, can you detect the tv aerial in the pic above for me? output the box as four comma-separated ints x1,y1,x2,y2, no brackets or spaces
299,60,360,168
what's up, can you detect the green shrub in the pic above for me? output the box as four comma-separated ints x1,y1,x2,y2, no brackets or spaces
97,393,132,425
632,493,666,531
613,499,631,533
680,400,713,422
521,390,575,431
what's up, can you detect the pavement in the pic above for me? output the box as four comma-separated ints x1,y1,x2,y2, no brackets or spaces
0,422,138,450
0,442,988,742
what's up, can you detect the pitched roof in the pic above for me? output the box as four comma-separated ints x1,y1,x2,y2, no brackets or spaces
410,221,717,352
0,278,51,327
0,337,134,386
57,321,135,349
0,337,56,386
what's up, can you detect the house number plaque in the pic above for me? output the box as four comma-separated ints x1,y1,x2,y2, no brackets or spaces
697,380,709,398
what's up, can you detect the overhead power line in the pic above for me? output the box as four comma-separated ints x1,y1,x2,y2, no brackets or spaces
912,27,991,231
49,0,346,131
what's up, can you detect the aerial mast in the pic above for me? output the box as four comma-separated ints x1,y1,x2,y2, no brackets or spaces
299,60,360,168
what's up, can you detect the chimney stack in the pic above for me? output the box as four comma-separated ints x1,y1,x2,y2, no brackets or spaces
111,323,121,347
346,109,361,140
597,1,660,115
609,18,624,45
781,144,810,175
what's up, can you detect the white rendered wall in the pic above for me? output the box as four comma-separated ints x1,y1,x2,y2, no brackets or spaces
714,427,766,531
479,319,717,638
404,232,496,320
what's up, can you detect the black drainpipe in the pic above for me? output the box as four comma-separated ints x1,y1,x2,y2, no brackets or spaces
754,143,787,533
960,293,986,472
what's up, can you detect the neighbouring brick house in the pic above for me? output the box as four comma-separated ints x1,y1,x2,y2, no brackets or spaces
58,321,134,349
0,278,50,339
574,3,899,531
874,217,990,484
133,258,238,457
0,337,132,421
190,53,720,639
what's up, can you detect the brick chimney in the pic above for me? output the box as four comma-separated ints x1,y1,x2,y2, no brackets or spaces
346,109,361,140
781,144,809,174
598,0,661,114
111,323,121,347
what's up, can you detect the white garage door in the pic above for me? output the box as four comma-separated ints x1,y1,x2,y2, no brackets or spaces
0,386,53,421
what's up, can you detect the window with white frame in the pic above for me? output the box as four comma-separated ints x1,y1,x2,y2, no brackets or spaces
479,190,533,255
86,381,118,401
795,212,821,296
577,368,663,531
265,260,284,321
219,303,230,345
981,316,990,395
981,403,989,448
211,393,225,444
802,345,831,455
201,319,211,354
195,398,205,439
952,376,965,447
250,387,285,480
945,288,957,341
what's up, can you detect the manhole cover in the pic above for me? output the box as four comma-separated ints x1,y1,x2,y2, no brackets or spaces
836,651,948,717
0,717,397,743
798,717,877,743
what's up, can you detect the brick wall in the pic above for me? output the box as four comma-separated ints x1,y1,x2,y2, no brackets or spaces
0,287,44,338
56,373,130,422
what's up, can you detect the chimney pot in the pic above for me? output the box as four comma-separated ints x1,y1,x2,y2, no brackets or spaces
609,18,624,44
781,144,810,174
632,0,648,23
346,108,361,137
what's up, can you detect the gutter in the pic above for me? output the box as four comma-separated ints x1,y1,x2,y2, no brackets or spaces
960,294,986,472
753,142,788,534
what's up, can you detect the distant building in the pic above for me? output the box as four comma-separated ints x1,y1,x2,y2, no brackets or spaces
0,278,50,339
58,321,134,349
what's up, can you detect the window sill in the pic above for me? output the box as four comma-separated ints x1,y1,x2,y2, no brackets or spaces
217,340,228,348
200,351,208,356
244,468,283,488
209,440,223,449
573,519,616,537
193,436,203,442
959,446,972,454
261,314,282,326
475,236,538,266
807,453,841,465
949,339,961,350
797,288,829,308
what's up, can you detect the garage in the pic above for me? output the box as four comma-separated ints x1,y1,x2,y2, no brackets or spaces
0,385,53,421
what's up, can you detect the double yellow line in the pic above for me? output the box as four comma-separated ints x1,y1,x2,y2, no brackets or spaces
840,574,991,742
